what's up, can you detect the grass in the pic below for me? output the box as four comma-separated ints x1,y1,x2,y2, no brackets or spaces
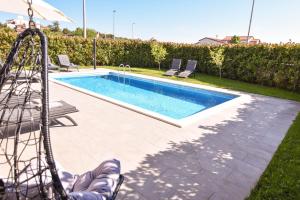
99,66,300,102
98,66,300,200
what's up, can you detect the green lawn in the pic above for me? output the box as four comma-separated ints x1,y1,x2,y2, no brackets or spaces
98,66,300,200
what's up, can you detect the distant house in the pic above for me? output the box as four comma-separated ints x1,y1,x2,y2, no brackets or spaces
196,36,262,45
6,16,42,33
196,37,224,46
221,36,261,44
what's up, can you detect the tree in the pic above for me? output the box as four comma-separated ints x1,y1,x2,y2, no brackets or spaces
230,35,240,44
73,27,83,36
72,27,97,38
62,28,71,35
49,21,60,32
150,42,168,70
86,28,97,38
210,47,225,78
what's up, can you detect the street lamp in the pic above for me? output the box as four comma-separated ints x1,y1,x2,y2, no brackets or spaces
247,0,255,44
132,22,135,39
113,10,116,39
83,0,87,38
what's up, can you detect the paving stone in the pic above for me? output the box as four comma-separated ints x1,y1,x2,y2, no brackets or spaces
171,186,214,200
145,151,188,171
121,192,147,200
126,174,177,200
198,158,233,179
211,180,251,200
225,170,257,190
224,158,263,179
234,140,273,161
198,138,248,161
243,153,269,170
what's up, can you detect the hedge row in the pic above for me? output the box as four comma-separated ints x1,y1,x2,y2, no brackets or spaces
0,28,299,92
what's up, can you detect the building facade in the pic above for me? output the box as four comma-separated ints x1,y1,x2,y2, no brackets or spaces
196,37,224,46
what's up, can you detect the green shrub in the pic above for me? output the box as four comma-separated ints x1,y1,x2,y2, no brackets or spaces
0,28,299,92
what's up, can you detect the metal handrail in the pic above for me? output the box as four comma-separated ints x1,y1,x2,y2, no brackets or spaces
125,64,131,72
118,64,124,72
118,64,131,74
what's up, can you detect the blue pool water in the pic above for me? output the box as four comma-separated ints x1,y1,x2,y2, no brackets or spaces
56,73,237,120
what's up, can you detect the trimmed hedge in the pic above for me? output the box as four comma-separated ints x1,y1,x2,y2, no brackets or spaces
0,28,299,92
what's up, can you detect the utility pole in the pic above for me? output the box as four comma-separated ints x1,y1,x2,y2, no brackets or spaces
247,0,255,44
83,0,87,38
113,10,116,39
132,22,135,39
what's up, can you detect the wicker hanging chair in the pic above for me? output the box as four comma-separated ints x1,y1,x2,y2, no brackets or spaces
0,26,70,199
0,3,123,199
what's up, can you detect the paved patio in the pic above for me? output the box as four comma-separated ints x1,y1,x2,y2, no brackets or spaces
48,77,300,200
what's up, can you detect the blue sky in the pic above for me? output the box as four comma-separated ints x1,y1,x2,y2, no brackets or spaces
0,0,300,43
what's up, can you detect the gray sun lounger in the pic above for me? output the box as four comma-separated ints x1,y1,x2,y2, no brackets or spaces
0,92,40,107
2,55,58,83
47,57,59,70
8,71,40,83
0,100,78,137
36,55,59,70
58,55,79,72
177,60,198,78
164,59,182,76
1,59,40,83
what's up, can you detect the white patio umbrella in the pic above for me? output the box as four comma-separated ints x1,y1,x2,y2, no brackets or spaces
0,0,73,22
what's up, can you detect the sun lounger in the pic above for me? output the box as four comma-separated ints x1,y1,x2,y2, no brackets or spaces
47,57,59,70
1,60,40,83
58,55,79,72
7,71,41,83
36,55,59,71
5,57,57,82
0,100,78,138
177,60,198,78
0,92,40,107
164,59,182,76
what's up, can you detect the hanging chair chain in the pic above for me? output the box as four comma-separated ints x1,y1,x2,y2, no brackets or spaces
27,0,36,28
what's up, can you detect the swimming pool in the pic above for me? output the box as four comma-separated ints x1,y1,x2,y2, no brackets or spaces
53,72,238,126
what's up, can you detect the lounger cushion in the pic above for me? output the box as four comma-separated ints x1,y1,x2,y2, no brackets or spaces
178,71,192,78
164,69,178,76
2,159,121,200
61,159,121,200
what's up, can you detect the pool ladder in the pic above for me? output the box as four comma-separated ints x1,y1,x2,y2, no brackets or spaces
118,64,131,84
118,64,131,74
